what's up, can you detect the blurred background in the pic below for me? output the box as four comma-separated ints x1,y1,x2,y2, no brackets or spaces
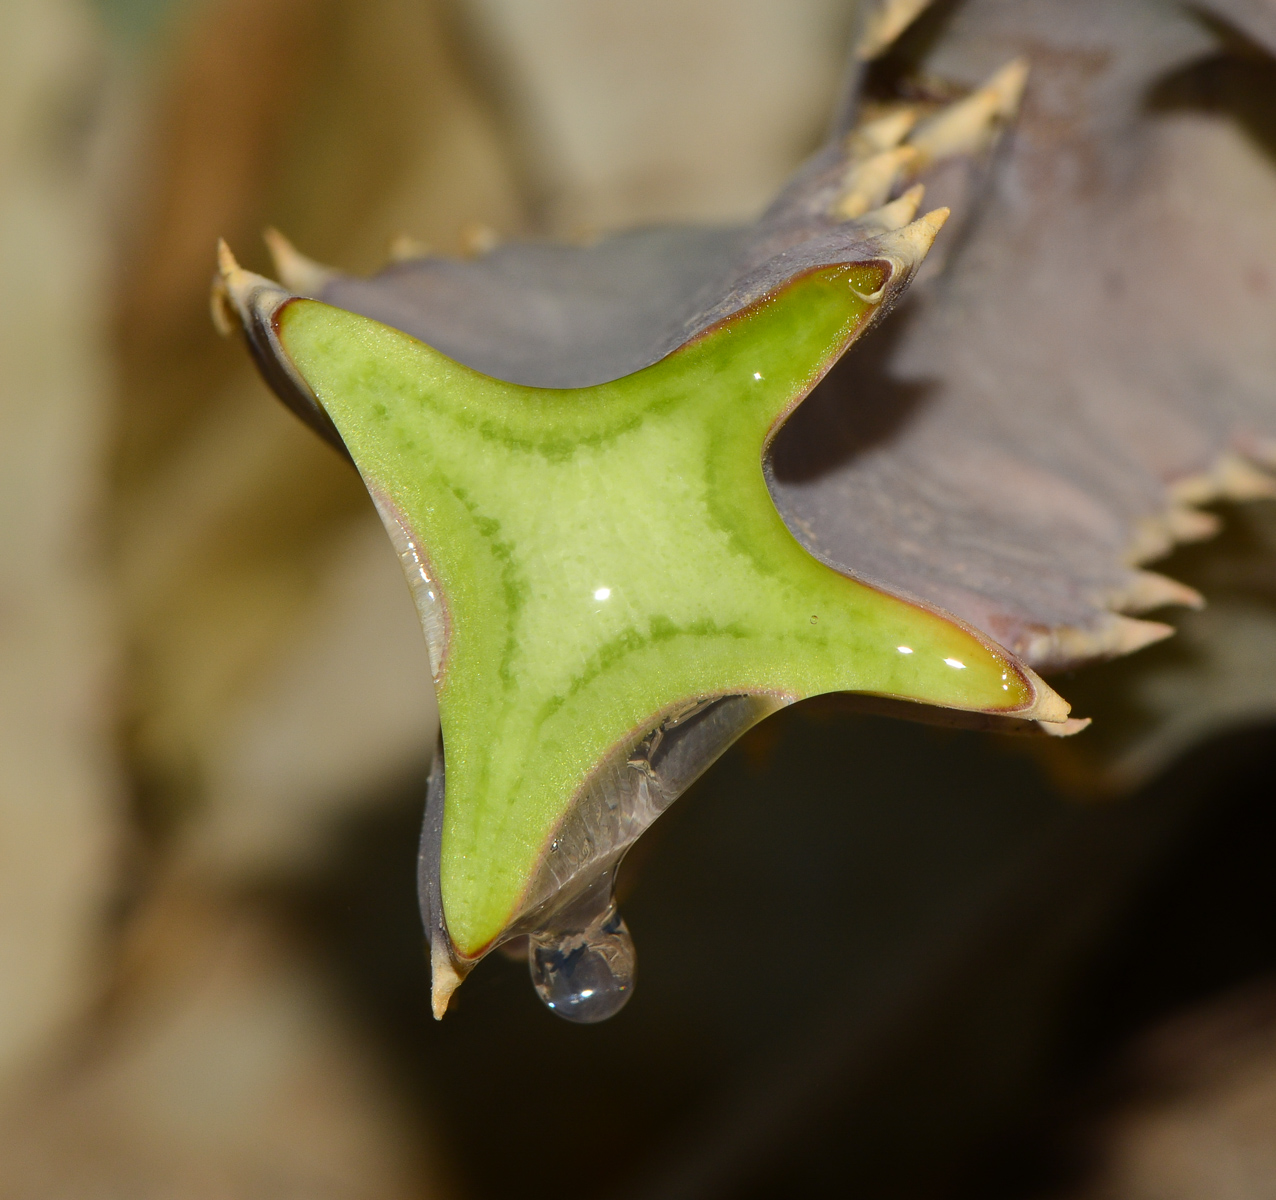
2,0,1276,1195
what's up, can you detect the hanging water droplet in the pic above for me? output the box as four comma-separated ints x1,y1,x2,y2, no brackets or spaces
528,890,635,1023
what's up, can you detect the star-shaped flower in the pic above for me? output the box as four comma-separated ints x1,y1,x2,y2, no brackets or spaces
212,46,1083,1019
216,212,1066,1021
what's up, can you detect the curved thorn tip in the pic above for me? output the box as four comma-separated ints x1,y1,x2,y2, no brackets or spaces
1117,571,1204,614
215,238,262,310
854,183,927,233
834,145,919,220
263,227,337,295
211,239,253,333
216,237,240,281
1038,716,1091,737
907,57,1030,165
855,0,936,60
847,107,919,157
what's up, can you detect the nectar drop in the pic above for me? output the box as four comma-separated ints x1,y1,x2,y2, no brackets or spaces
528,885,635,1023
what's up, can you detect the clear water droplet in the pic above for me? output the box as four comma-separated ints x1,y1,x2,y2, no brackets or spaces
528,887,635,1023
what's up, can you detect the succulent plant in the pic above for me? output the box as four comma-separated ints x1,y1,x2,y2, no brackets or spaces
214,0,1276,1021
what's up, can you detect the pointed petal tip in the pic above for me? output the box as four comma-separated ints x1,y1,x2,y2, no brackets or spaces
210,237,295,321
263,227,336,294
867,206,949,274
1023,673,1071,725
871,206,950,272
430,945,464,1020
918,205,951,235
